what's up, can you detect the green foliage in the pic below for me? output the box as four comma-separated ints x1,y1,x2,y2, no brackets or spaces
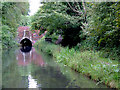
1,2,29,49
19,15,31,26
31,2,84,47
34,40,59,55
2,2,29,28
55,47,75,65
34,40,119,88
31,3,71,31
98,47,120,61
85,2,120,48
79,2,120,60
2,25,16,49
32,2,119,48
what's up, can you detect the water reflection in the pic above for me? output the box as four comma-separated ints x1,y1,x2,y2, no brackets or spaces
20,46,32,53
28,74,38,88
17,47,45,67
2,47,109,88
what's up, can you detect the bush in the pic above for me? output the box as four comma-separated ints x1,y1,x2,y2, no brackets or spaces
98,47,120,61
2,25,16,49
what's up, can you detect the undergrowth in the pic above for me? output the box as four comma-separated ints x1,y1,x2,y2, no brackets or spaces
34,40,119,88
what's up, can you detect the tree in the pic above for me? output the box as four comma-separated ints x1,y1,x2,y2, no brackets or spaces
1,2,29,49
84,2,120,48
31,2,85,47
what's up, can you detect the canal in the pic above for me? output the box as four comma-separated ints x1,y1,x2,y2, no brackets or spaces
2,47,109,88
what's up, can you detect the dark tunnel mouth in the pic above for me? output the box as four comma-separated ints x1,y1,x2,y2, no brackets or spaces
20,38,32,53
20,38,32,47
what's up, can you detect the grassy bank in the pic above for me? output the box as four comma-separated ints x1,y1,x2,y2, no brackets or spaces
34,40,119,88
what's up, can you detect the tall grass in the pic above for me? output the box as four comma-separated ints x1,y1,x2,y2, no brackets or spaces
34,40,119,88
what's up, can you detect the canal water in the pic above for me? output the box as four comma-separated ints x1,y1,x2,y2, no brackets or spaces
2,47,109,88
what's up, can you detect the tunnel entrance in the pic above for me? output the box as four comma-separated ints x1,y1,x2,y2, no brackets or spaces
20,38,32,53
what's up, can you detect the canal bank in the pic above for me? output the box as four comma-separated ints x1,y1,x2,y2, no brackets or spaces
34,40,119,89
2,46,109,88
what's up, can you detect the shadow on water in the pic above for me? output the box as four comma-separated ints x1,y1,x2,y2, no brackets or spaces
2,46,111,88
